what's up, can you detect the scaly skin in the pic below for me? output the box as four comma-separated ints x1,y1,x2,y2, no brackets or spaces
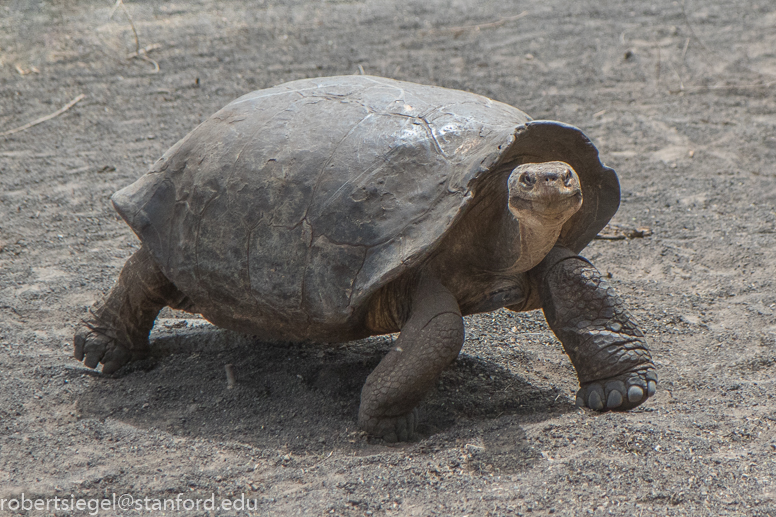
358,276,465,442
74,246,190,374
536,246,657,410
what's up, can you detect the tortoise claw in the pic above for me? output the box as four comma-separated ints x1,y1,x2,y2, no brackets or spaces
577,368,657,412
360,408,418,443
73,318,140,374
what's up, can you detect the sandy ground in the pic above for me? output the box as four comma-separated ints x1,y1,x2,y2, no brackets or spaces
1,0,775,515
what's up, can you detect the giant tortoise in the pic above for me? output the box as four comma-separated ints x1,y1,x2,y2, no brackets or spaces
75,75,656,441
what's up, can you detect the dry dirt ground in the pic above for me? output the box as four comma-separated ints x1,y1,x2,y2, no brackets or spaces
1,0,776,515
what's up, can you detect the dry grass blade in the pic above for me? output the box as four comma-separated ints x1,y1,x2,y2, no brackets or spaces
0,94,86,137
425,11,528,37
110,0,160,73
672,80,776,94
681,0,774,80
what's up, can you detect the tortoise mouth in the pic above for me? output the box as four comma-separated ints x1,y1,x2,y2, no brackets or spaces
507,161,583,222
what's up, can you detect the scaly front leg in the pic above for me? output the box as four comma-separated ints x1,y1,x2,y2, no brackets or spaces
535,246,657,411
358,275,464,442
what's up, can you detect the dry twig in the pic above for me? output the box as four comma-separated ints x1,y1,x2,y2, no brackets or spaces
672,81,776,94
225,364,236,389
654,36,661,87
310,451,334,469
425,11,528,37
15,64,40,76
680,0,774,80
1,94,86,137
109,0,159,73
596,223,653,240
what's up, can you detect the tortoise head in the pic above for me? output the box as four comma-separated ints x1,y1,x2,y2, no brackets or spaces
507,161,583,228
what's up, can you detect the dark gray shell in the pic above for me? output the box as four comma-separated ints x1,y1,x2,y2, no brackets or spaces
112,76,618,339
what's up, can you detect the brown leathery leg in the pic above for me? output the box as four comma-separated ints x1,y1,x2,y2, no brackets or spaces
74,246,191,374
358,275,464,442
534,246,657,411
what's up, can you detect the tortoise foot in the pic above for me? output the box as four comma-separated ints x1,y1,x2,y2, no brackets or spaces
73,318,143,374
359,408,418,443
576,367,657,411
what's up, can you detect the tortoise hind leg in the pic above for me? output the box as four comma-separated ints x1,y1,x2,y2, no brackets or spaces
535,246,657,411
359,275,464,442
74,246,192,374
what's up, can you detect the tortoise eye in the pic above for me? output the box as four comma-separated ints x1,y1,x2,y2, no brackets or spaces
519,171,536,187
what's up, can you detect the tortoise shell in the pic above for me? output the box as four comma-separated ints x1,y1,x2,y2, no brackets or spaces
111,76,618,340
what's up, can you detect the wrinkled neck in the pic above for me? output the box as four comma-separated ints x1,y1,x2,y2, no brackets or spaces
508,214,565,274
